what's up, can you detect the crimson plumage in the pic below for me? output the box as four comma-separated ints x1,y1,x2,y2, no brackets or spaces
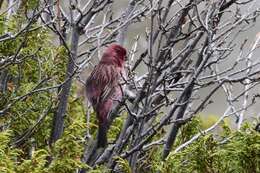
86,44,126,147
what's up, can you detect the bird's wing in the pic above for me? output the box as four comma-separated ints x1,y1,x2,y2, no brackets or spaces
86,64,120,106
99,65,119,103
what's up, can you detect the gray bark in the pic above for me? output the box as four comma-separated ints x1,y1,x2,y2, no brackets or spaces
50,26,80,143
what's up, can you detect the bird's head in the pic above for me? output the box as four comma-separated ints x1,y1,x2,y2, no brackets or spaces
101,44,127,67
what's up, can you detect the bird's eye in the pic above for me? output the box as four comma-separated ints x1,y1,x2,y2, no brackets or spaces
115,48,122,54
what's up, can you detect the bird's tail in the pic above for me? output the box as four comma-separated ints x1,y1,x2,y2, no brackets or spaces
97,121,108,148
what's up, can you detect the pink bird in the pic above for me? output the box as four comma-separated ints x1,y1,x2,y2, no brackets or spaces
86,44,127,147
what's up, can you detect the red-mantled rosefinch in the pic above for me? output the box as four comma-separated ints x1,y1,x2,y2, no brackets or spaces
86,44,126,147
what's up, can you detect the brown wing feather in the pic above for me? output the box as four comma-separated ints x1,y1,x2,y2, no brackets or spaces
86,63,119,109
